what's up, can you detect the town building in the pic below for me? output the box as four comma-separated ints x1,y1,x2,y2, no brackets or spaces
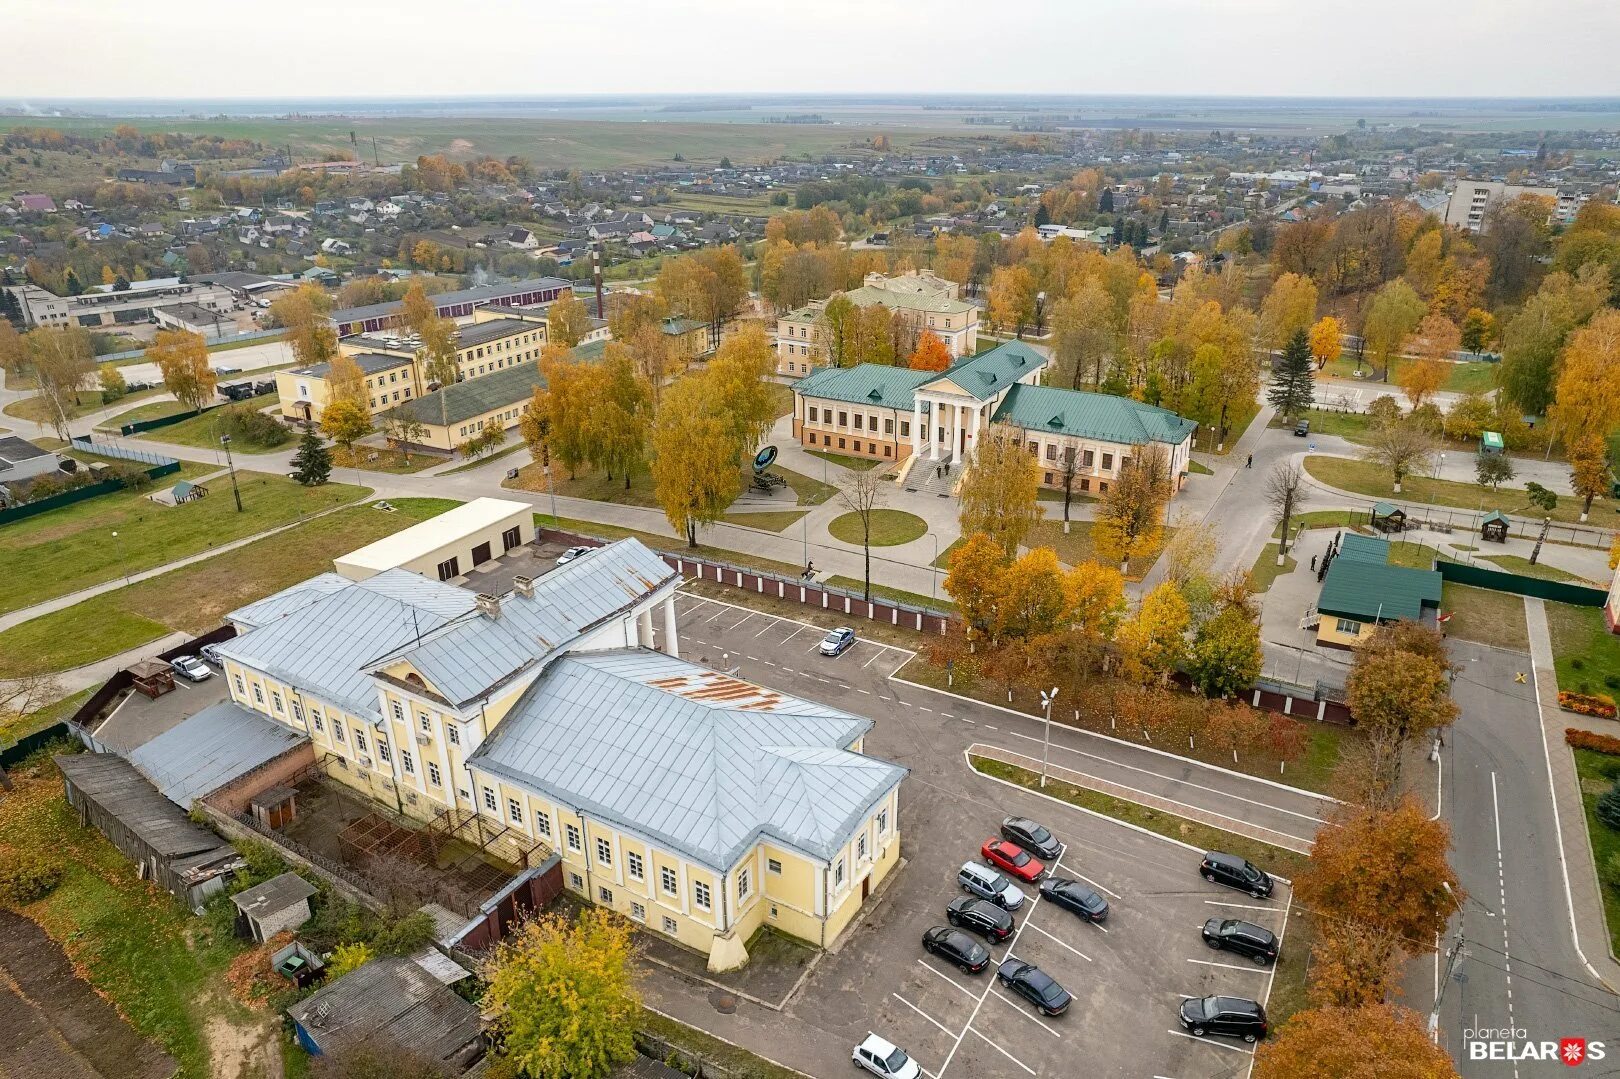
7,278,235,330
213,533,905,969
775,270,979,376
1443,179,1562,233
1310,533,1442,648
333,497,533,582
328,276,570,337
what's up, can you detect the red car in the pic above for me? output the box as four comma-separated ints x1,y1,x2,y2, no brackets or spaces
982,838,1045,882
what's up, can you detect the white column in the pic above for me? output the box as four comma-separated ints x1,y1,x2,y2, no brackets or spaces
662,597,679,659
637,608,655,648
911,398,924,455
928,397,942,461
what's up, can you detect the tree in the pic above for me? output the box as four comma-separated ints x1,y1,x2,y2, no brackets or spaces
1266,328,1314,421
546,290,592,348
944,531,1007,639
988,264,1036,337
519,385,553,476
1362,421,1435,493
1346,644,1457,797
705,325,777,452
1525,480,1559,513
837,469,888,601
538,348,599,478
1475,452,1514,492
1049,281,1114,389
98,361,126,401
1443,392,1494,441
1264,462,1309,561
1064,560,1126,640
1297,797,1461,944
814,293,858,368
655,246,748,350
650,375,744,546
1188,605,1262,698
482,908,639,1079
1116,581,1190,683
1549,308,1620,448
320,396,373,456
26,325,95,439
270,283,337,369
589,344,651,487
0,319,25,377
1255,1004,1460,1079
1568,433,1612,522
1397,357,1447,410
1362,279,1425,381
326,353,366,405
908,330,951,372
1459,307,1495,355
380,411,428,463
290,424,332,486
149,328,217,412
1093,444,1172,573
1307,921,1403,1009
400,278,435,334
1307,315,1343,369
1258,272,1317,352
957,426,1040,558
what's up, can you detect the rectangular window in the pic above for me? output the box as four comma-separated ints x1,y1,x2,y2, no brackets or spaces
838,411,847,427
271,691,284,712
662,915,678,935
419,713,432,733
1102,452,1114,470
627,852,644,880
377,736,391,763
401,749,414,774
333,723,345,744
738,868,751,901
290,700,303,722
834,858,845,888
253,684,264,704
596,837,613,867
233,675,245,695
312,712,324,733
854,414,863,430
508,798,524,825
694,881,712,910
1045,444,1057,460
877,809,888,835
768,858,783,874
483,786,497,811
661,867,678,895
900,421,910,437
353,729,368,753
391,700,404,722
631,901,646,922
566,824,582,852
534,811,551,838
1083,449,1095,467
857,834,868,860
598,886,614,905
570,872,584,890
883,418,894,435
1336,618,1363,634
427,761,441,786
447,724,460,746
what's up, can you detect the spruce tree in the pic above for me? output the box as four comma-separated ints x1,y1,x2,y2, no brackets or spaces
1268,327,1316,422
1099,187,1115,213
290,424,332,486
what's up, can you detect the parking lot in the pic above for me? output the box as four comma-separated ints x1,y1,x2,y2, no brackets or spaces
657,591,1299,1079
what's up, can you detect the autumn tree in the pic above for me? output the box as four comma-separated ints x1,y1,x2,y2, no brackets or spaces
957,425,1041,558
26,325,96,439
537,347,600,478
1187,605,1262,698
1308,314,1343,369
1567,433,1612,522
482,909,639,1079
1266,328,1314,421
813,293,859,368
1264,462,1309,564
908,330,951,372
98,361,126,401
988,264,1036,337
546,290,592,348
655,245,749,350
270,283,337,369
650,373,745,546
1459,307,1495,355
1549,308,1620,448
1298,797,1461,945
1050,280,1115,389
400,278,435,335
1475,451,1514,492
1362,279,1425,381
1497,268,1609,416
1093,443,1172,573
1115,581,1190,683
149,329,218,412
1255,1004,1459,1079
1346,628,1458,793
944,531,1007,639
326,353,366,405
586,344,652,486
1361,420,1435,493
1307,921,1403,1009
705,324,778,452
320,396,373,456
1258,272,1317,352
836,468,889,601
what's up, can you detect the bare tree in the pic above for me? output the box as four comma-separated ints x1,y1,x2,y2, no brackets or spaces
1362,423,1436,494
1264,462,1310,564
837,468,888,603
1057,445,1082,534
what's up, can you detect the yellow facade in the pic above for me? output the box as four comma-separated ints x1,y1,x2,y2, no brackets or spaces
1316,613,1377,649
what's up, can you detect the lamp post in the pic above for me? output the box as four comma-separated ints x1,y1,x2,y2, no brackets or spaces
1039,686,1059,789
1033,291,1047,337
111,530,130,583
930,533,939,602
219,434,243,513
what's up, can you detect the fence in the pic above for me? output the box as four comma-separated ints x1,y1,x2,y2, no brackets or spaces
1436,560,1607,606
0,459,181,525
96,326,285,364
118,403,223,436
1304,499,1615,551
69,434,181,467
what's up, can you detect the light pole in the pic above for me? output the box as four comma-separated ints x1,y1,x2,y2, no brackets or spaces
930,533,939,602
219,434,243,513
542,461,558,523
1428,881,1469,1041
111,530,130,583
1039,686,1059,789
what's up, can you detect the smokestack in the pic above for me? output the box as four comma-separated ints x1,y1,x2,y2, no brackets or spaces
475,593,501,620
592,242,604,319
512,575,534,599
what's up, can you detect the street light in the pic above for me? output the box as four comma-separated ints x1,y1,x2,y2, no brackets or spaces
1039,686,1059,789
219,434,243,513
930,533,939,602
111,530,130,583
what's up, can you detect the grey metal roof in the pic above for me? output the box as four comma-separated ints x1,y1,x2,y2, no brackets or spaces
230,871,317,919
218,570,478,721
369,538,680,706
228,572,353,630
291,352,413,379
287,956,482,1066
128,701,309,808
330,276,569,325
55,753,238,860
385,359,547,428
453,318,536,348
469,649,907,871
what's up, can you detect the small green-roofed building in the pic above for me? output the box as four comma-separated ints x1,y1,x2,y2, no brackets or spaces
1336,532,1392,564
1316,533,1441,648
1480,431,1505,455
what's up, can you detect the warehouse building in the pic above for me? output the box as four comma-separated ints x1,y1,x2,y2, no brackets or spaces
333,497,533,583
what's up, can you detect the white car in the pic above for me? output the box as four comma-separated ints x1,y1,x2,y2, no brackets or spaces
170,655,212,682
556,545,593,566
853,1034,920,1079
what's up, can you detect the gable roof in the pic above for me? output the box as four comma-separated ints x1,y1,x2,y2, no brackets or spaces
469,649,906,871
1318,555,1442,623
794,364,933,411
386,360,547,428
991,382,1195,446
1336,532,1392,565
128,701,309,808
924,341,1047,401
287,957,482,1067
54,753,241,861
842,282,974,316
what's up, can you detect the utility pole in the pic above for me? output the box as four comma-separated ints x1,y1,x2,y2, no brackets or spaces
220,434,243,512
1039,687,1059,789
1428,881,1468,1041
591,241,605,318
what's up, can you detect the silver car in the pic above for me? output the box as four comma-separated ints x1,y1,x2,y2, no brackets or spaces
958,860,1026,911
169,655,212,682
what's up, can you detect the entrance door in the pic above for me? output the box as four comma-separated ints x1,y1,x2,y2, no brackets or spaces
436,556,460,581
861,876,870,901
501,526,521,551
471,541,492,566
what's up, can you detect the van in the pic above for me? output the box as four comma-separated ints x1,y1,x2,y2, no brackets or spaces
958,861,1026,911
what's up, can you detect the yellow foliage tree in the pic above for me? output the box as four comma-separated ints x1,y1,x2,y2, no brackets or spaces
148,328,217,412
1308,315,1343,368
957,426,1041,558
1115,582,1190,683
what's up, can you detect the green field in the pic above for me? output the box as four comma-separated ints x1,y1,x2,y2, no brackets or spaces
104,399,192,429
1303,455,1602,524
136,401,289,452
827,509,927,547
0,470,369,616
1024,519,1175,580
719,509,810,532
1547,601,1620,698
1440,582,1530,652
1249,543,1297,593
1572,749,1620,957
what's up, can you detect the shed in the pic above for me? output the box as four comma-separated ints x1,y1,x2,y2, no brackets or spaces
1480,431,1505,456
128,701,309,809
231,871,317,943
54,753,244,908
1481,510,1509,543
150,480,208,507
1369,501,1407,533
287,956,485,1072
334,497,532,582
1314,534,1443,649
250,785,299,830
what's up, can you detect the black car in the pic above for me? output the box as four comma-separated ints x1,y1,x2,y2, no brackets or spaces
946,896,1014,942
996,960,1072,1016
1199,851,1273,898
1178,995,1268,1042
1201,918,1278,965
1000,816,1062,860
1039,877,1109,923
1293,419,1310,436
922,926,991,973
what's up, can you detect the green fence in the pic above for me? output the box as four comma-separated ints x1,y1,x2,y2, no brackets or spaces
0,722,77,768
120,403,221,436
0,461,181,525
1437,560,1607,607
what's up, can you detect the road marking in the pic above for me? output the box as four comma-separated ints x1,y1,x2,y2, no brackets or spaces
779,667,795,674
781,626,806,646
969,1027,1039,1073
936,872,1047,1079
1204,900,1273,912
1187,958,1269,973
1165,1030,1254,1054
941,712,955,718
857,688,872,694
1491,770,1520,1079
986,990,1063,1038
745,655,759,662
984,725,997,731
729,613,754,630
806,639,824,653
1025,922,1091,962
915,959,977,999
753,620,778,637
891,993,954,1038
917,706,932,713
863,650,887,669
1054,863,1121,900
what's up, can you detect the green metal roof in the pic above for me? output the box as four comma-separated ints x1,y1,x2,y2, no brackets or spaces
386,340,601,429
929,341,1046,401
1372,501,1402,518
794,364,934,410
1318,559,1442,623
990,383,1196,446
1337,532,1391,565
1482,510,1509,525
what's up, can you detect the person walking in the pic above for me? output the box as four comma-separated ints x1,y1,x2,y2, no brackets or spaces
1246,453,1253,469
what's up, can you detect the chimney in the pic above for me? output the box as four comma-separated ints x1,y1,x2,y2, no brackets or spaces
512,575,534,599
475,593,501,620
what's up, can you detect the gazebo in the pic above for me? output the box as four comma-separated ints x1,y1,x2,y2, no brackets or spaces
128,658,175,699
1480,510,1509,543
1369,502,1407,533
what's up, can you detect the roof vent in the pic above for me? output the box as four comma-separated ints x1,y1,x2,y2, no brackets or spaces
475,593,501,620
512,575,535,598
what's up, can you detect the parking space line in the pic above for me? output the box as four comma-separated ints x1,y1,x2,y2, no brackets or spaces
985,990,1063,1039
806,639,824,653
891,993,954,1038
862,650,887,669
857,688,872,694
915,959,976,999
1055,863,1120,899
1187,958,1269,973
1024,922,1091,962
969,1027,1038,1074
781,626,805,646
936,885,1048,1078
753,619,779,637
1203,900,1273,912
705,607,728,622
1165,1030,1254,1055
729,613,754,630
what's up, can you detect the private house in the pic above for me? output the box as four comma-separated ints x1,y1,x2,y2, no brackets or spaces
0,434,70,486
214,535,906,969
775,270,979,376
1310,533,1443,648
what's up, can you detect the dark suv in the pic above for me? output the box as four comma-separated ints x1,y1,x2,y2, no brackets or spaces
1201,918,1279,965
946,896,1014,942
1000,816,1062,860
1178,995,1268,1042
1199,851,1273,898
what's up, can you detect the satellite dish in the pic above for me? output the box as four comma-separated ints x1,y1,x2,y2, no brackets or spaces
753,445,777,472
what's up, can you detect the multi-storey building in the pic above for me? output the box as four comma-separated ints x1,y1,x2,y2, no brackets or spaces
775,270,979,376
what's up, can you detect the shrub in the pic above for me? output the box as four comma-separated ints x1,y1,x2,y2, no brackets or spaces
326,941,374,979
1606,852,1620,893
1557,691,1617,719
1607,675,1620,690
1572,658,1585,670
1568,728,1620,755
374,910,437,956
217,404,290,447
0,850,64,905
1597,780,1620,831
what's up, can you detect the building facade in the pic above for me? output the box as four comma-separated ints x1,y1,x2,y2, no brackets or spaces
775,270,979,376
10,278,235,329
1442,179,1564,233
329,277,571,337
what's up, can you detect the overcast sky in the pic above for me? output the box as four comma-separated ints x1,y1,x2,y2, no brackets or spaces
6,0,1618,100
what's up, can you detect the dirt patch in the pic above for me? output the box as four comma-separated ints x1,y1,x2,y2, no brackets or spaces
448,138,474,153
201,993,284,1079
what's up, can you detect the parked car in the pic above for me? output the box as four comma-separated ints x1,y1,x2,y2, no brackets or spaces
1293,419,1310,437
996,960,1071,1016
169,655,211,682
1199,851,1273,898
852,1034,921,1079
1178,995,1268,1042
945,896,1014,942
819,626,856,656
1039,877,1109,923
1000,816,1062,860
921,926,991,973
958,861,1026,910
982,838,1045,882
200,643,225,666
556,545,593,565
1201,918,1279,965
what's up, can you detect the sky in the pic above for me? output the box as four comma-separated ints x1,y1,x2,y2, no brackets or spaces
5,0,1619,100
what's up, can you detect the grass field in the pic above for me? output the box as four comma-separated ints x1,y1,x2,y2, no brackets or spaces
332,446,442,474
534,513,803,578
0,470,369,616
1547,601,1620,698
719,509,809,532
808,449,881,472
1249,544,1297,593
827,509,927,547
1479,554,1595,584
136,402,290,452
437,441,523,475
1441,582,1529,652
102,398,192,430
0,689,93,746
1303,455,1602,524
4,386,168,428
775,464,837,506
1316,358,1495,394
1024,519,1174,580
1571,748,1620,957
0,497,456,676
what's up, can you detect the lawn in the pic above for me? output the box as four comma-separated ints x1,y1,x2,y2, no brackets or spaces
1547,601,1620,697
1187,459,1215,476
0,688,92,745
639,1009,804,1079
774,464,837,506
1303,455,1601,524
534,513,804,578
1479,554,1595,585
0,497,458,677
0,471,370,616
766,381,795,418
1270,409,1375,444
136,402,290,452
826,574,951,612
1024,519,1175,580
1441,582,1530,652
332,446,442,475
808,449,881,472
719,509,810,532
827,508,927,547
437,441,524,475
506,462,663,508
102,398,191,430
932,537,965,569
1273,509,1365,537
1386,541,1446,569
4,385,167,428
1035,485,1097,504
1571,748,1620,957
1249,544,1297,593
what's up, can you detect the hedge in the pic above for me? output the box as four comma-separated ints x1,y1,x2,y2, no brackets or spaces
1558,691,1618,719
1567,728,1620,755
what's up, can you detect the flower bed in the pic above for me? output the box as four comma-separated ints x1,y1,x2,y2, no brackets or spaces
1558,691,1617,719
1567,728,1620,755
